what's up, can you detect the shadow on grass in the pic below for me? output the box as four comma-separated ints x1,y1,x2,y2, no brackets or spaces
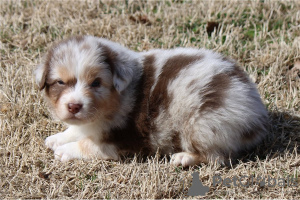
238,110,300,165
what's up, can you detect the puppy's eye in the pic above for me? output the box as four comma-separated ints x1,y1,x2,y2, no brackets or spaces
57,80,65,85
91,78,101,88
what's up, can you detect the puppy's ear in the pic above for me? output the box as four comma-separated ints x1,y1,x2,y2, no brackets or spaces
35,48,54,90
102,46,134,93
34,63,47,90
112,64,134,93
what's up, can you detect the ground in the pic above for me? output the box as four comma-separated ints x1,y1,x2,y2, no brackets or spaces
0,1,299,199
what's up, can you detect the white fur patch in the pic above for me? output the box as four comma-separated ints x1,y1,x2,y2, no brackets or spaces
171,152,197,167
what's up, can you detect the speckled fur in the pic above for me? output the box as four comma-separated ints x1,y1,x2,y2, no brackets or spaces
35,36,269,166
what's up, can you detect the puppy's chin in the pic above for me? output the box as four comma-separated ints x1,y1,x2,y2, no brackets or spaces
57,112,96,125
63,118,90,125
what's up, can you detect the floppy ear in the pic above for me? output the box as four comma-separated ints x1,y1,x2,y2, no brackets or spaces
35,47,54,90
102,45,134,93
34,63,47,90
112,64,134,93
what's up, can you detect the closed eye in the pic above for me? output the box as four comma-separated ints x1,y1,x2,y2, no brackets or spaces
90,78,101,88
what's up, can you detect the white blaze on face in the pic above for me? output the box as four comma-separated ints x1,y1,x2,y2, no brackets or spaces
56,81,89,120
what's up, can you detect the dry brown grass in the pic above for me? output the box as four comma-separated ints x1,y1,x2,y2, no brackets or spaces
0,0,300,199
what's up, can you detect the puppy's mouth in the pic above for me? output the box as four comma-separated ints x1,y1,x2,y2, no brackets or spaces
61,113,89,124
63,116,87,125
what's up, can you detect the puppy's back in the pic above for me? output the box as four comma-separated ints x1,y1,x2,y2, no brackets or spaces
139,48,268,164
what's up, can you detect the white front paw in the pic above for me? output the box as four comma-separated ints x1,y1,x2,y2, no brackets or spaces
171,152,196,167
45,133,66,151
54,142,82,162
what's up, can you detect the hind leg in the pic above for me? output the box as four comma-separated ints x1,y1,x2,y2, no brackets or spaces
170,152,208,167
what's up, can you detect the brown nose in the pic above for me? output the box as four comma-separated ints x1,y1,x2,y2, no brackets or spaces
68,103,83,114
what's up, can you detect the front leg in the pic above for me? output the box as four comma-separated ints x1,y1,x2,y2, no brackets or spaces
54,137,119,162
45,126,86,151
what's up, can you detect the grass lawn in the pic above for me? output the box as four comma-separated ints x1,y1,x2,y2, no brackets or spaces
0,0,299,198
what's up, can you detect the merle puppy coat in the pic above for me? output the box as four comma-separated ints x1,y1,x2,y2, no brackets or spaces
35,36,268,166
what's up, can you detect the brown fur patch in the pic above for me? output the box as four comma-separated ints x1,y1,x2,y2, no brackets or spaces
227,64,250,84
45,66,76,105
57,67,77,86
171,131,182,152
39,48,55,90
221,56,250,84
102,89,121,121
79,67,111,88
199,73,231,113
198,62,250,113
45,83,70,105
135,55,157,135
80,67,100,85
149,55,202,118
103,55,156,154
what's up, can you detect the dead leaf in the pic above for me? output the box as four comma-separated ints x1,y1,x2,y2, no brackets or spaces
287,60,300,81
38,172,51,180
0,103,10,113
290,159,300,167
129,13,151,25
129,15,137,23
138,14,151,25
294,60,300,70
206,21,219,36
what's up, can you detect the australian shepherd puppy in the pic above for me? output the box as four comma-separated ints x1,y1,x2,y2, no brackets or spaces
35,36,268,167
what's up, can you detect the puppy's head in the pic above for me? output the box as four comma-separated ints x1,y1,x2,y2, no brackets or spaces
35,36,134,125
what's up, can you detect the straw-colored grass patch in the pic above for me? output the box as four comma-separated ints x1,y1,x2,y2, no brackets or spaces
0,1,299,198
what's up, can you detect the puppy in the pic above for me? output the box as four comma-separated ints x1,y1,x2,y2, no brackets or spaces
35,36,268,167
